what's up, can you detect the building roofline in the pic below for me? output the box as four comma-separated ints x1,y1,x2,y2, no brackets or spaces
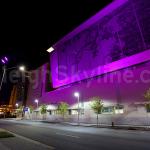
53,0,128,47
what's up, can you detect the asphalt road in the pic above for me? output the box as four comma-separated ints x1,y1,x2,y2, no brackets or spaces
0,120,150,150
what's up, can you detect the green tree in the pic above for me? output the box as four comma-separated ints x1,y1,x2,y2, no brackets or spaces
40,104,47,120
57,102,69,120
29,105,34,114
90,97,103,127
16,106,24,118
28,105,34,120
17,106,23,113
144,88,150,112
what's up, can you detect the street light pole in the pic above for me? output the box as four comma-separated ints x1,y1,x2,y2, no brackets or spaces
0,56,8,91
37,101,38,109
15,103,19,109
34,99,39,120
0,56,25,92
35,99,39,109
77,95,80,125
74,92,80,125
0,66,6,91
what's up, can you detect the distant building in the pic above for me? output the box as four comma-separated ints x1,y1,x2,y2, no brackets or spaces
26,0,150,125
9,85,17,109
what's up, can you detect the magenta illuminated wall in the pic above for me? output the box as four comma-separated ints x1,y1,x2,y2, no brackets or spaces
41,62,150,105
27,0,150,107
50,0,150,88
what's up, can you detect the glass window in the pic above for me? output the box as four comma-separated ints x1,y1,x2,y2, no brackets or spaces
115,105,124,114
102,106,114,114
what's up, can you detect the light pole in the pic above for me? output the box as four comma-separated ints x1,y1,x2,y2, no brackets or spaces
34,99,39,120
18,65,27,107
0,56,26,91
0,56,8,91
74,92,80,125
15,103,19,118
15,103,19,109
0,62,25,91
35,99,39,109
0,58,26,118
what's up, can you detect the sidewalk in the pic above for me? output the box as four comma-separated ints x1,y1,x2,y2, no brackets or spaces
39,120,150,131
30,119,150,131
2,118,150,131
61,122,150,130
0,128,54,150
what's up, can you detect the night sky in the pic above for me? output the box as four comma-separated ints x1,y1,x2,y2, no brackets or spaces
0,0,112,104
0,0,112,70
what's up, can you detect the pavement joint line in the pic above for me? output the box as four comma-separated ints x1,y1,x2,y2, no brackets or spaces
56,132,80,138
3,129,55,150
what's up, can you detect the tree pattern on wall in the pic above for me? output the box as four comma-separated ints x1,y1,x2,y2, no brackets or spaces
57,0,150,80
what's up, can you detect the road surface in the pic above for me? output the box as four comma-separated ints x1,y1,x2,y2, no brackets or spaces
0,119,150,150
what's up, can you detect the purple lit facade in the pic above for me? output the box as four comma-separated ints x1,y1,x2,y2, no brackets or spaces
26,0,150,125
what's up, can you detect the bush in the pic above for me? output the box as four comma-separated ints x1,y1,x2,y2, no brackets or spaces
144,88,150,112
145,104,150,112
40,105,47,114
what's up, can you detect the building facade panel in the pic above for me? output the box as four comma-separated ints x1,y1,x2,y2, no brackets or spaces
51,0,150,88
34,61,150,125
26,0,150,125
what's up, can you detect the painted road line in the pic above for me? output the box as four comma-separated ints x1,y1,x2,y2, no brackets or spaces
56,132,80,138
5,130,55,150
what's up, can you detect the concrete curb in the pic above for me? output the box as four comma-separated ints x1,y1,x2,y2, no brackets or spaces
61,122,150,131
2,119,150,131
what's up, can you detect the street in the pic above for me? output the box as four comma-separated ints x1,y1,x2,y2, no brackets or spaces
0,120,150,150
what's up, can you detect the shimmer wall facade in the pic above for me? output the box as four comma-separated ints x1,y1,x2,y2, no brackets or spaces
26,0,150,125
51,0,150,88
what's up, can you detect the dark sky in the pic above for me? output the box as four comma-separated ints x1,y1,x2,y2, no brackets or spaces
0,0,112,104
0,0,112,70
